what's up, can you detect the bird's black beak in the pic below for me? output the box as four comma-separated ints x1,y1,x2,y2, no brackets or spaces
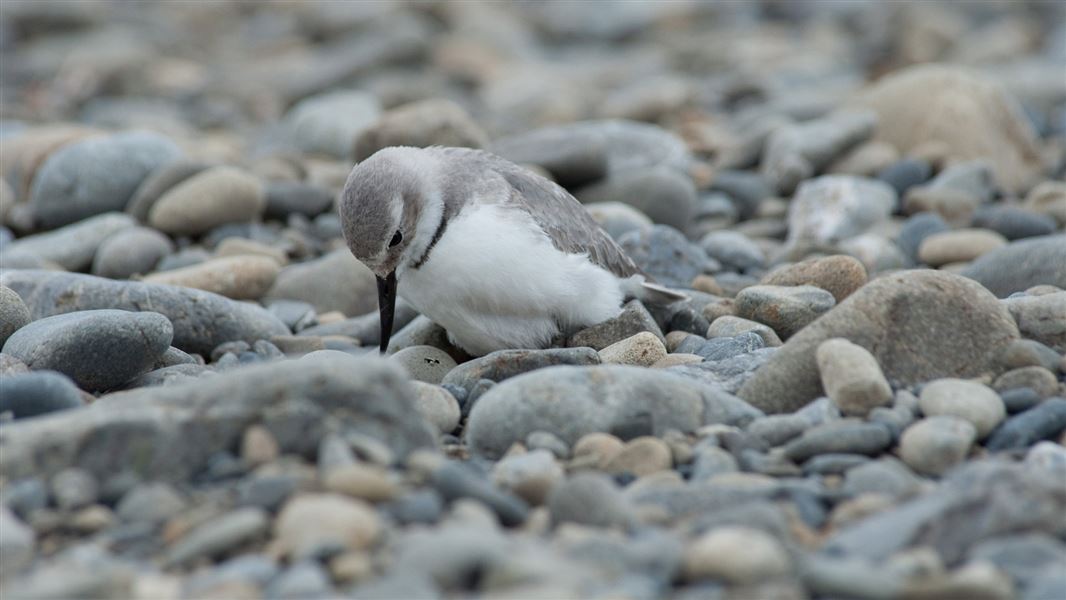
376,271,398,354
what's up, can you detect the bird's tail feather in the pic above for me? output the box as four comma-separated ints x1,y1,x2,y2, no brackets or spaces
621,275,688,304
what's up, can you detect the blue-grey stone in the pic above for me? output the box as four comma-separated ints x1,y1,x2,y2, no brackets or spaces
0,371,84,419
2,310,173,391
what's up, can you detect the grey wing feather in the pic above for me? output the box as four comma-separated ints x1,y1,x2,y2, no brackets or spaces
486,155,644,279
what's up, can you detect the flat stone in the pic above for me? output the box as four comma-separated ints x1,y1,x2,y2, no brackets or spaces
0,371,84,420
266,248,377,318
568,299,663,350
0,285,30,348
284,90,381,158
547,472,634,529
91,226,173,279
354,99,488,161
985,398,1066,452
706,316,782,348
1,270,289,356
323,463,397,503
761,254,868,303
993,366,1060,398
738,270,1019,414
899,416,976,476
149,166,265,236
144,256,280,300
961,235,1066,298
683,526,791,584
918,228,1008,267
817,338,893,417
598,332,668,367
577,166,697,230
442,346,600,397
896,212,950,263
126,159,210,223
275,494,381,560
972,205,1057,241
3,309,172,391
603,436,672,476
164,508,269,568
918,379,1005,439
116,482,187,523
29,131,181,229
1003,292,1066,352
410,382,460,435
0,355,436,482
735,284,836,340
492,126,608,188
783,421,893,462
428,461,529,527
467,365,762,459
3,212,135,271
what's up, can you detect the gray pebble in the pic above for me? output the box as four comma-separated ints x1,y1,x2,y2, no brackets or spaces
548,472,634,529
783,421,893,462
3,309,173,391
51,468,98,511
0,284,30,348
91,226,173,279
985,398,1066,451
0,371,84,419
618,225,719,288
29,131,181,229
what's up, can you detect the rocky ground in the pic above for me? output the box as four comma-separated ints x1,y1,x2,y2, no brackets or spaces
1,1,1066,599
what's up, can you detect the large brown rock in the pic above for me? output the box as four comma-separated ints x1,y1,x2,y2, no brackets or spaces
737,270,1019,414
852,64,1044,195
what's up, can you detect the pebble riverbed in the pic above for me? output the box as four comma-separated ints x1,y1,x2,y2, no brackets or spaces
1,1,1066,599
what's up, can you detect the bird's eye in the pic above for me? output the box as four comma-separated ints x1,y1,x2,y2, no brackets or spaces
389,231,403,248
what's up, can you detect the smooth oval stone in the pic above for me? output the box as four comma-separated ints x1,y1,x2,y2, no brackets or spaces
761,254,868,303
899,416,976,476
441,347,600,396
29,131,181,229
961,235,1066,298
985,398,1066,451
896,212,950,264
917,228,1008,267
354,99,488,161
817,338,892,417
144,256,280,301
264,181,335,220
738,270,1019,414
1003,292,1066,353
972,205,1057,241
284,90,381,158
918,379,1005,439
3,212,135,271
466,365,762,459
576,166,697,231
0,270,289,356
783,421,893,462
0,284,30,347
493,127,608,188
126,159,211,223
700,230,765,273
91,226,174,279
149,166,265,236
0,371,84,419
2,309,173,391
735,285,836,340
266,249,377,318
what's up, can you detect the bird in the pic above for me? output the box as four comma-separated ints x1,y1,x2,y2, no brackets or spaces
339,146,684,356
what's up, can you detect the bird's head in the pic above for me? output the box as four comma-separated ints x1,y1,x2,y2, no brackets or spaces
339,147,441,353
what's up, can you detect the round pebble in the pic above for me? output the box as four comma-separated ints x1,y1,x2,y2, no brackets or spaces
918,379,1005,439
899,416,976,476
